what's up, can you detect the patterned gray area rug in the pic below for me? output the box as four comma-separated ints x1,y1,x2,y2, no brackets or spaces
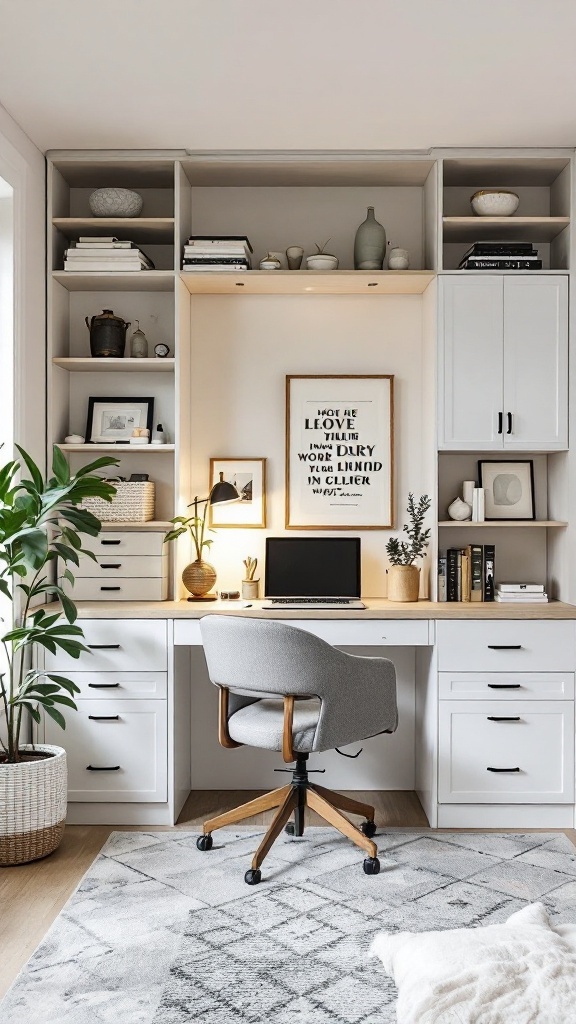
3,828,576,1024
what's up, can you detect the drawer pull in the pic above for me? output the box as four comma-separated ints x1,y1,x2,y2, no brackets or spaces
487,683,521,689
100,586,121,591
487,645,523,650
88,683,120,689
88,715,120,721
487,766,520,773
487,716,521,722
101,540,121,546
101,563,122,569
86,764,120,771
88,644,121,650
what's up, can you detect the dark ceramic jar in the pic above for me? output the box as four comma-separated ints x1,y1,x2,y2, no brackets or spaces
85,309,131,358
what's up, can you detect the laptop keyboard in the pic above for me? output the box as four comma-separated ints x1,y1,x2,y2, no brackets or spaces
270,598,354,605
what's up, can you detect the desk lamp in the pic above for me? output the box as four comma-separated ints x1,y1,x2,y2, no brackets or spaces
167,473,240,600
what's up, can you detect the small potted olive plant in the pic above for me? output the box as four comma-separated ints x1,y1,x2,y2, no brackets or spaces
386,493,431,602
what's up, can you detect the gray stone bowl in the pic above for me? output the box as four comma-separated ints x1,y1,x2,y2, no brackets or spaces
89,187,144,218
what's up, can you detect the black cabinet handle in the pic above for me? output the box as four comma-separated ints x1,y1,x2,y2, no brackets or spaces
487,766,520,773
487,716,521,722
488,645,523,650
86,764,120,771
88,715,120,721
497,412,503,434
88,644,120,650
100,586,121,591
101,564,122,569
487,683,521,689
88,682,120,689
507,412,513,434
101,539,121,546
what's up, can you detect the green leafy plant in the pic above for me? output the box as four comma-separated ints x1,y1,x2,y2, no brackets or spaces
386,493,432,566
0,445,118,763
165,500,214,561
243,556,258,581
314,238,335,256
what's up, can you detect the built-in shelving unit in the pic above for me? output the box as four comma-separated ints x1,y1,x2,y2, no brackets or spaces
442,216,569,244
52,271,175,292
52,217,175,244
180,269,435,295
438,520,567,528
52,357,175,372
57,444,176,453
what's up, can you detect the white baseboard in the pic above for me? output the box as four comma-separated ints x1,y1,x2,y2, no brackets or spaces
65,803,175,825
437,804,574,829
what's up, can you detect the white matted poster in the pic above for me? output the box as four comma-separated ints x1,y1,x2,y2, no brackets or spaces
286,375,394,529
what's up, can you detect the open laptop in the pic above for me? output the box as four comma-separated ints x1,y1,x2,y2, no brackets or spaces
262,537,365,609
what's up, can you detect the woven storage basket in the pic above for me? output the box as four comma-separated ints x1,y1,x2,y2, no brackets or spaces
0,744,67,865
80,481,155,522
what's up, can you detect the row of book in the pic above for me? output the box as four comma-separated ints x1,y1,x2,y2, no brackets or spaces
439,545,495,602
459,242,542,271
64,237,155,273
181,235,253,272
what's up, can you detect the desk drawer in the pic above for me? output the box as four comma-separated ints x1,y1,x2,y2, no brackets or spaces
60,672,167,700
72,553,168,579
437,620,575,672
64,577,168,602
281,619,430,647
438,700,574,803
439,672,575,701
44,619,168,671
89,532,167,556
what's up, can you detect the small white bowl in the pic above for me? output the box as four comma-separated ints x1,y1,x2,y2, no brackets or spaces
470,190,520,217
306,254,339,271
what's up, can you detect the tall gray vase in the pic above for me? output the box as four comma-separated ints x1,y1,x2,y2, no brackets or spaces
354,206,386,270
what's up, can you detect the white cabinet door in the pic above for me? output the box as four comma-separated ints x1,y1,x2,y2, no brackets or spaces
438,276,504,450
503,276,568,450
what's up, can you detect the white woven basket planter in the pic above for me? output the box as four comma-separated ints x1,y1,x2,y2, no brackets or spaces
0,744,67,866
80,481,155,522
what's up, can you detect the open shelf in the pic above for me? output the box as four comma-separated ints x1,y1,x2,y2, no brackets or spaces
53,217,175,244
52,357,175,372
99,521,173,531
57,444,175,453
52,270,175,292
443,217,569,243
438,520,567,528
180,269,435,295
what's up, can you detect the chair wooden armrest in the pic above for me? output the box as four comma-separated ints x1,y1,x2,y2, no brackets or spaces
218,687,243,749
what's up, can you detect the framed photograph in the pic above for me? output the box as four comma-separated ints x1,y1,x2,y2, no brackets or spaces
209,458,267,528
85,397,154,444
479,460,535,521
286,375,394,529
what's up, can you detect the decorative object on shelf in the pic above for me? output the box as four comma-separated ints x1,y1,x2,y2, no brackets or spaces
242,556,259,600
286,245,304,269
64,434,85,445
286,375,394,529
459,241,541,271
259,253,282,270
65,237,154,273
129,427,150,445
0,444,117,865
470,189,520,217
151,423,166,445
306,240,339,271
85,309,131,358
386,493,431,602
165,474,241,599
267,251,288,269
471,487,486,523
354,207,386,270
85,396,154,444
182,235,252,273
479,460,535,521
79,478,155,522
462,480,475,506
447,496,472,521
88,187,144,218
154,343,170,358
388,247,410,270
209,458,267,528
129,320,149,358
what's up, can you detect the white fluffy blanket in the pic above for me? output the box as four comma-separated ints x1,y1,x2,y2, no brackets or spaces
371,902,576,1023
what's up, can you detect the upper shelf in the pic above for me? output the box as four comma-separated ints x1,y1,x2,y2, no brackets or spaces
52,271,175,292
438,520,568,528
443,217,570,243
180,270,435,295
52,218,175,244
52,357,175,373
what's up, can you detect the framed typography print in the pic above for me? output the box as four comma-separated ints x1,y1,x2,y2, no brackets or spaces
209,458,267,528
286,375,394,529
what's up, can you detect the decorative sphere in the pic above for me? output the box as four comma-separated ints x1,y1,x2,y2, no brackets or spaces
89,188,143,218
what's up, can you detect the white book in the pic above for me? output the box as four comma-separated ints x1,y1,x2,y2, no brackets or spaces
78,235,120,242
497,583,545,593
181,265,248,272
64,261,144,272
495,594,548,603
66,249,149,260
74,240,133,249
183,249,250,258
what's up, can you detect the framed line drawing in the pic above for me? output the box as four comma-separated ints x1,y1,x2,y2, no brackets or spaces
286,375,394,529
85,397,154,444
209,458,267,528
479,459,535,521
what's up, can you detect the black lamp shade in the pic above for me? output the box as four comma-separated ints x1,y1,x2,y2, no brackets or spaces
209,472,240,506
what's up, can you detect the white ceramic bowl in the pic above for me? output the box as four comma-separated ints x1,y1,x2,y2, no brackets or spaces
470,190,519,217
89,187,144,218
306,254,339,271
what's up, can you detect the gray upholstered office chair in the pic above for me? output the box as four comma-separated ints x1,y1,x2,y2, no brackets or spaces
197,615,397,884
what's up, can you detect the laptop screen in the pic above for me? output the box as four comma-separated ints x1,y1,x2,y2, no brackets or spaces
265,537,361,598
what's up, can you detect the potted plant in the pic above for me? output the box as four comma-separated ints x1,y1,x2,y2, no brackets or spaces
166,500,217,598
242,556,259,600
0,444,117,865
306,239,339,271
386,493,431,602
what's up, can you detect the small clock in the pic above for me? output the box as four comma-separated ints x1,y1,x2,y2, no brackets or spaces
154,343,170,358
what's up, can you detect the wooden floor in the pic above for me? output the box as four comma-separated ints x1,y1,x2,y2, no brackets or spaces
1,789,574,999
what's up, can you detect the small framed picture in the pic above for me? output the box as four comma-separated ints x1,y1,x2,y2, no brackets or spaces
478,460,535,521
85,397,154,444
209,458,267,528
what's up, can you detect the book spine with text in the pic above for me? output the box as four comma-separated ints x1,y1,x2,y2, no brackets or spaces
471,544,483,601
483,544,495,602
447,549,458,602
438,554,447,602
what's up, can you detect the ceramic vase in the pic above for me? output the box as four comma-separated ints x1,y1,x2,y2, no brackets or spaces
447,497,472,521
182,559,217,597
354,207,386,270
387,565,420,602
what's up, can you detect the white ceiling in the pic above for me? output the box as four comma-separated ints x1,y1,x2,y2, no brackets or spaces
1,0,576,154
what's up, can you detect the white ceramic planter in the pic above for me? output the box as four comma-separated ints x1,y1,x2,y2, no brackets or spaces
0,744,67,865
306,254,339,270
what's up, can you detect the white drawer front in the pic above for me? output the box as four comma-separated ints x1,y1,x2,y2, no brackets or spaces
439,672,575,701
88,532,167,556
44,699,167,802
44,619,168,671
279,619,430,647
72,553,168,579
437,620,575,672
59,672,167,700
64,577,168,601
439,700,574,803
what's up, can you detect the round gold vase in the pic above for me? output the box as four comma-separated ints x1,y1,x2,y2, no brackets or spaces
387,565,420,602
182,559,217,597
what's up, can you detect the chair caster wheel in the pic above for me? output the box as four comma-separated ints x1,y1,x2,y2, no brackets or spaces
196,834,213,852
360,820,377,839
245,868,262,885
284,822,295,835
363,856,380,875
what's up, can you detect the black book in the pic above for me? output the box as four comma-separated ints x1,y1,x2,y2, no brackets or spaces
187,235,254,253
447,548,460,602
483,544,495,602
462,241,535,258
182,257,250,266
461,259,543,271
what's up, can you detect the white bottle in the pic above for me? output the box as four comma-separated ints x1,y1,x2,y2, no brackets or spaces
151,423,166,445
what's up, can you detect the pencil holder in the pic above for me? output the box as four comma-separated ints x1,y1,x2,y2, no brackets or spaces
241,580,259,600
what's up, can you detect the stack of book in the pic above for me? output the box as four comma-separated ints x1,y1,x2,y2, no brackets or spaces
182,235,253,272
459,242,542,271
64,237,154,272
495,583,548,604
438,544,495,602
